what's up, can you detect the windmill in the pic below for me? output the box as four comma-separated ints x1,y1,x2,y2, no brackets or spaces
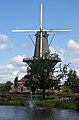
12,4,71,67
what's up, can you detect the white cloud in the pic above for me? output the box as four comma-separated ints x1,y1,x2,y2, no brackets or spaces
0,43,13,50
71,58,79,69
67,39,79,54
21,43,33,50
49,46,65,61
0,33,13,50
21,44,28,48
57,49,65,61
0,55,27,83
66,39,79,76
6,64,15,70
69,58,79,76
49,46,55,53
0,33,9,42
0,65,14,83
10,55,26,66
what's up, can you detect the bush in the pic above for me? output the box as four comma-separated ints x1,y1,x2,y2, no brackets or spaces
74,96,79,101
76,101,79,110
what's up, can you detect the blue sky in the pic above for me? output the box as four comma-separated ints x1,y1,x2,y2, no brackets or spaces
0,0,79,83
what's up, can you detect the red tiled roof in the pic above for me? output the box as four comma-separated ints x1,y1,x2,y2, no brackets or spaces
18,75,29,84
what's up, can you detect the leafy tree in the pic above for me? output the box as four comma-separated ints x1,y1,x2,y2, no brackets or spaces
53,77,61,91
25,53,60,99
64,69,79,93
51,63,70,89
57,63,70,79
14,76,18,92
0,81,13,93
0,84,6,93
54,63,79,93
5,81,13,92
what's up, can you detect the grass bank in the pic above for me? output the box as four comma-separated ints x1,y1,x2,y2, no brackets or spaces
35,100,76,109
0,93,79,110
0,93,29,106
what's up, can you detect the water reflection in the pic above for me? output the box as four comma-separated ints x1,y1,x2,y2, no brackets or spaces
28,108,55,120
0,106,79,120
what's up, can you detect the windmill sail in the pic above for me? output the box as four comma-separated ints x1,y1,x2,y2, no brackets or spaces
12,4,71,59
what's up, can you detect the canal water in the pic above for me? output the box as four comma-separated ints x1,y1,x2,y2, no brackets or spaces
0,106,79,120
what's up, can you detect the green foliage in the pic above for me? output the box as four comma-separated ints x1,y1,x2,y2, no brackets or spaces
76,101,79,110
64,69,79,93
5,81,13,92
36,100,55,108
25,53,60,99
62,86,71,93
0,81,13,93
0,84,6,93
14,76,18,88
0,93,29,106
0,93,77,110
54,101,76,109
35,100,76,109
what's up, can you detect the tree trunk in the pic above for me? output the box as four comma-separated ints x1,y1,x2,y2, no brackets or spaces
42,89,45,100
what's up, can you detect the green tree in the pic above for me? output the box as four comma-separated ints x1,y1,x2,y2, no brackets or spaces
25,53,60,99
0,84,6,93
52,63,70,90
14,76,18,92
64,69,79,93
5,81,13,92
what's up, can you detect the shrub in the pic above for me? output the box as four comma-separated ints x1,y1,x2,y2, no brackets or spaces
76,101,79,110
